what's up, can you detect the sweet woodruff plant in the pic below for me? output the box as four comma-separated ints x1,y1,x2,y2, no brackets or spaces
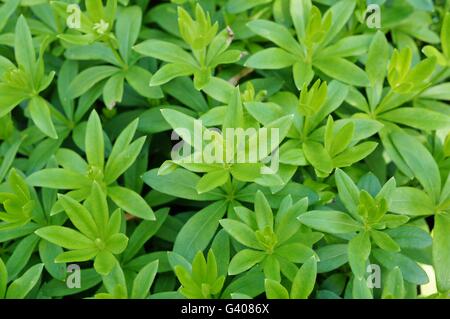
0,0,449,300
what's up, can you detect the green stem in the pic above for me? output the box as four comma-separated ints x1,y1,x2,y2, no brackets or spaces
49,104,72,128
193,48,207,68
107,39,126,68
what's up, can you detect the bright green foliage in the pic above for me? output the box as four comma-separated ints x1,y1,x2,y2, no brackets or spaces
174,250,225,299
265,256,317,299
35,182,128,275
0,169,34,230
0,0,448,301
158,87,294,191
245,0,371,88
0,259,44,299
0,16,57,138
303,116,378,177
26,110,154,220
95,259,159,298
220,191,316,282
52,0,118,45
133,4,241,90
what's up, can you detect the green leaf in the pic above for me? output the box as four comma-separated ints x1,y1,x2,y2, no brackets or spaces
40,268,101,297
196,170,229,194
35,226,94,250
317,244,348,273
85,0,104,20
220,219,262,249
133,39,197,66
329,122,354,157
322,0,356,46
348,232,371,279
94,251,116,276
131,260,159,299
6,263,43,299
293,61,314,89
0,84,27,118
247,20,303,56
228,249,265,275
116,6,142,62
6,234,40,280
104,136,146,185
123,208,168,262
386,226,432,250
421,83,450,100
27,168,91,189
54,249,97,263
202,77,234,104
107,185,155,220
15,15,36,78
289,0,311,41
0,258,6,298
245,48,297,69
382,267,405,299
211,230,230,277
371,230,400,252
290,256,317,299
84,182,109,238
223,86,244,130
263,255,280,281
335,168,360,220
390,132,441,202
441,13,450,58
58,193,98,239
160,108,202,147
227,0,271,13
318,35,371,59
0,0,19,33
303,141,333,174
275,243,315,263
38,240,65,281
265,279,289,299
68,66,119,98
255,191,273,231
389,187,435,216
275,197,307,244
352,276,372,299
379,107,450,131
373,249,429,285
125,66,163,98
332,142,378,168
65,43,119,66
99,258,127,297
85,110,105,169
433,212,450,292
55,148,88,174
222,268,265,298
298,210,362,234
150,63,194,87
102,73,124,109
28,97,57,139
174,201,227,261
143,168,225,201
314,57,370,87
